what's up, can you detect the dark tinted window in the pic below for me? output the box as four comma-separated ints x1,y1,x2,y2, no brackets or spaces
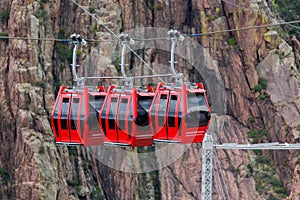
80,98,84,136
187,93,208,113
101,99,108,135
186,93,209,128
88,95,104,130
54,97,60,115
108,98,118,129
89,95,105,114
128,102,132,137
118,98,128,130
53,96,60,136
71,98,79,130
158,94,168,127
138,95,153,110
61,98,69,130
178,96,182,133
135,95,152,127
168,95,177,127
150,95,158,132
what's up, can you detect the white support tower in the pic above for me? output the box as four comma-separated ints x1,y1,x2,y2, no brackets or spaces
201,133,213,200
201,134,300,199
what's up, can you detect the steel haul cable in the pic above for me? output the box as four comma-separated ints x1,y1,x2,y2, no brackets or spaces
220,0,300,30
0,35,117,43
2,19,300,42
70,0,165,83
187,20,300,37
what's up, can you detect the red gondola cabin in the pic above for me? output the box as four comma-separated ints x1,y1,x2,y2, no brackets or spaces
149,82,211,144
50,86,106,146
99,86,154,147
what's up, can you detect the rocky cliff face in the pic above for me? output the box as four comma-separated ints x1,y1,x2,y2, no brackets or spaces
0,0,299,199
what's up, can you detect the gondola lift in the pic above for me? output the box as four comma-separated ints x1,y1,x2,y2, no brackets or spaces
149,30,211,144
50,34,105,146
99,33,155,147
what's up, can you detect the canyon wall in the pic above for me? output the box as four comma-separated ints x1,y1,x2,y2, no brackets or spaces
0,0,299,199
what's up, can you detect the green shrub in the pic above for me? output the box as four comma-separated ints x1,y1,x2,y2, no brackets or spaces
258,77,268,90
248,129,267,143
0,32,8,37
156,4,163,10
249,116,255,123
55,43,73,61
76,186,81,192
67,179,79,186
274,49,285,59
89,7,96,13
247,163,254,173
273,187,287,194
267,177,283,187
227,37,237,46
207,15,218,22
39,146,45,154
82,161,89,170
0,168,10,185
274,0,300,38
252,149,262,155
93,24,99,31
267,194,279,200
254,84,262,92
90,186,105,200
255,155,271,164
68,146,78,156
0,10,9,22
259,94,266,100
257,187,266,195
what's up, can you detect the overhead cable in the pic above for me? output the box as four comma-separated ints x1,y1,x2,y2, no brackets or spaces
0,36,70,42
221,0,300,30
0,35,117,43
2,20,299,42
70,0,165,83
188,20,300,37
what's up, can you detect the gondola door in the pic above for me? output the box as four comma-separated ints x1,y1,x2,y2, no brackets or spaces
116,96,130,144
133,93,154,147
69,95,82,143
153,92,169,140
184,91,210,143
179,84,189,143
180,85,209,144
59,95,71,143
104,95,119,143
84,89,105,146
51,89,62,143
166,93,180,141
51,86,82,145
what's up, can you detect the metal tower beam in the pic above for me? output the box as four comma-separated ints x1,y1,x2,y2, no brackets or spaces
201,138,300,200
215,142,300,149
201,133,214,200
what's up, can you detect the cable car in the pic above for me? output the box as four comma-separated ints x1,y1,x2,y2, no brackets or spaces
99,85,155,147
97,33,157,147
149,82,211,144
51,33,156,147
148,30,211,144
51,30,212,147
51,34,107,146
50,85,106,146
